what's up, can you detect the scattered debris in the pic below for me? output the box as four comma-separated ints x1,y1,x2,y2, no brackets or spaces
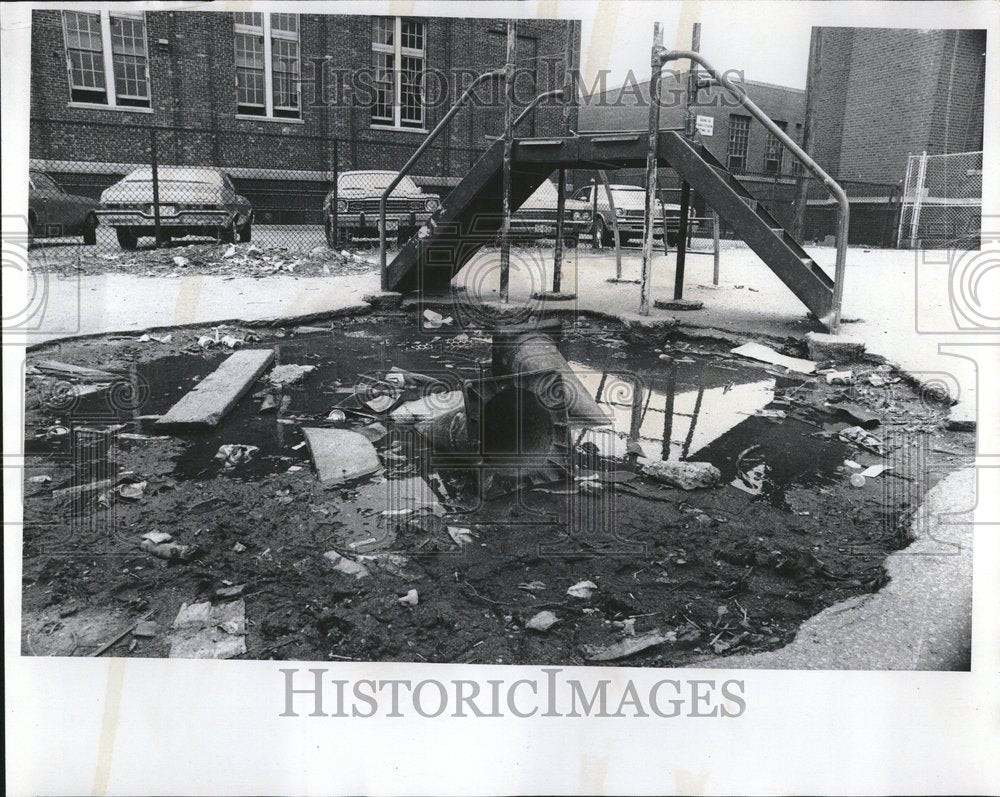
90,609,156,657
422,309,453,329
567,580,598,599
268,363,316,387
326,409,347,424
730,342,816,374
138,332,173,344
582,629,677,661
116,481,147,501
755,409,787,419
34,360,119,381
829,402,880,428
169,599,247,659
731,463,767,496
232,542,247,553
825,370,854,385
447,526,476,546
860,464,888,478
139,538,199,563
390,390,465,424
398,589,419,606
140,530,173,544
839,426,886,455
28,475,52,484
804,332,866,362
214,444,260,469
525,611,559,632
640,459,721,490
322,550,371,580
133,620,159,638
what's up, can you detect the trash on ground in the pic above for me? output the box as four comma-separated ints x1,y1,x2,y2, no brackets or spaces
140,530,173,544
447,526,476,546
34,359,120,381
138,332,173,344
518,581,547,593
28,474,52,484
582,629,677,661
839,426,886,455
322,550,370,580
259,394,278,413
829,402,880,428
730,342,816,374
214,443,260,469
731,462,767,496
422,309,453,329
525,611,559,632
640,459,721,490
139,538,198,563
116,481,147,501
301,427,380,484
390,390,465,424
326,409,347,423
398,589,419,606
215,584,245,598
755,409,787,419
860,464,888,478
567,580,598,599
168,599,247,659
825,370,854,385
232,542,247,553
220,335,243,349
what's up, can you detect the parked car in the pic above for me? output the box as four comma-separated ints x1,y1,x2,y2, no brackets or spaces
98,166,253,250
510,179,592,245
323,170,441,247
569,183,686,247
28,170,99,246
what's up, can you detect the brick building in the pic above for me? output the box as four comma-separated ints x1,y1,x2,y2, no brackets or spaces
808,27,986,184
28,9,578,220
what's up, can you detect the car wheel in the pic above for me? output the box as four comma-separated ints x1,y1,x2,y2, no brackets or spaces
82,214,98,246
116,227,138,250
218,224,236,245
563,235,578,249
593,217,607,249
238,222,252,243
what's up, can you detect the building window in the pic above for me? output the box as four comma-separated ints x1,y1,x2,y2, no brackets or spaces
763,121,787,174
726,114,750,172
62,10,150,108
371,17,426,129
234,13,300,119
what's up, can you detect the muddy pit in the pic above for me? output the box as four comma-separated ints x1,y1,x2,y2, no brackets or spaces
20,314,973,665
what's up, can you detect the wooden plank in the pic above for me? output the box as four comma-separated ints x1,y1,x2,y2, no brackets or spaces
155,349,274,428
301,427,380,484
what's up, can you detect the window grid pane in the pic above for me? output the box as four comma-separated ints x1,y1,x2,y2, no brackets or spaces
270,13,298,35
235,32,265,107
233,12,262,30
762,122,786,174
65,12,105,90
272,36,300,110
400,54,424,126
727,114,750,171
110,15,148,99
371,49,394,122
373,17,394,47
401,20,424,51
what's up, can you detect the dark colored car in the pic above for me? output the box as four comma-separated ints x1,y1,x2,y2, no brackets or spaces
323,170,441,247
510,179,592,245
28,170,99,245
98,166,253,249
569,183,685,247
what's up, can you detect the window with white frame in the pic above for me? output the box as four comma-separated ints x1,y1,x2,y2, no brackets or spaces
62,10,150,108
726,114,750,172
763,121,786,174
234,12,301,119
371,17,426,129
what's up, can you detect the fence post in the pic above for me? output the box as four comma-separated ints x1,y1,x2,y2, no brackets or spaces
552,167,566,293
638,22,664,316
908,150,927,249
712,210,720,285
149,128,162,248
332,138,339,252
600,170,622,276
672,181,690,300
498,20,516,303
591,178,599,249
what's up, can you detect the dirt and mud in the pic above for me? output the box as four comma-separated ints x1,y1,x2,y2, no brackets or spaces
20,312,974,666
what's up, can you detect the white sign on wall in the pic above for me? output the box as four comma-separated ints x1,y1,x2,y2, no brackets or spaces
696,115,714,136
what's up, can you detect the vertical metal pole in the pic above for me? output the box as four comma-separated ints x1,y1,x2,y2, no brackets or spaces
712,210,721,285
909,150,927,249
553,167,566,293
599,170,621,277
639,23,664,316
591,178,599,248
660,187,669,255
793,28,821,242
498,20,516,303
149,128,161,248
673,181,690,300
332,137,340,254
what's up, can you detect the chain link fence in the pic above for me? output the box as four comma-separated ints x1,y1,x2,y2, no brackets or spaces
897,150,983,250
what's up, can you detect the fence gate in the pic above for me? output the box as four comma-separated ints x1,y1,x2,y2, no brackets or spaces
897,150,983,249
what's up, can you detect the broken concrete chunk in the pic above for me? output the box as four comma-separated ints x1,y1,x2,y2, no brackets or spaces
268,363,316,387
567,580,598,599
526,611,559,632
805,331,866,362
322,550,371,580
133,620,159,638
640,459,721,490
730,342,816,374
582,630,677,661
156,349,275,428
397,589,419,606
140,530,173,544
447,526,476,546
169,599,246,659
301,427,380,484
830,401,880,428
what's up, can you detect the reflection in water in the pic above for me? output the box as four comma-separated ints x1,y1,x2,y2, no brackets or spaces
567,361,775,463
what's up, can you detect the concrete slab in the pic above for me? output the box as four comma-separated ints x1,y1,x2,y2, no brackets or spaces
156,349,274,428
301,427,380,484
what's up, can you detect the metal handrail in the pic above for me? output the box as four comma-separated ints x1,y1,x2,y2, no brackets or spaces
657,49,849,333
512,88,564,130
379,68,505,289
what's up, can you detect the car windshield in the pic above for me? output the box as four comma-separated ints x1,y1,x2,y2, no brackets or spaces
340,172,418,193
610,187,644,203
30,172,61,192
123,168,222,185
